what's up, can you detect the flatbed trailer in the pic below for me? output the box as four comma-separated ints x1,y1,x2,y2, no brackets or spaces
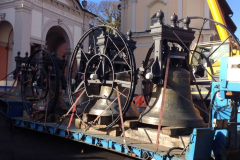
12,117,185,160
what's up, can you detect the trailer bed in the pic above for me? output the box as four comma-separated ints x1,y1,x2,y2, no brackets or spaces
12,117,186,160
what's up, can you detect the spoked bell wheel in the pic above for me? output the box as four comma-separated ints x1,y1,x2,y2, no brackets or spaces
67,25,137,129
21,50,60,120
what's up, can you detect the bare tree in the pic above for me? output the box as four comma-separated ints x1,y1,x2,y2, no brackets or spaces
87,1,121,30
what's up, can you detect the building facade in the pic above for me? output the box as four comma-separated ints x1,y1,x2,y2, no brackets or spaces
0,0,95,87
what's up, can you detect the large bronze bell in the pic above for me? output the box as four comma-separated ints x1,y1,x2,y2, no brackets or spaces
139,67,205,128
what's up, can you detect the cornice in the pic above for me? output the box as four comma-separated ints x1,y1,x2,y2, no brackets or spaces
129,0,137,3
14,1,33,12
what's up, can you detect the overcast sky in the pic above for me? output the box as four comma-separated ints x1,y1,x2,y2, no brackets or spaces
85,0,240,39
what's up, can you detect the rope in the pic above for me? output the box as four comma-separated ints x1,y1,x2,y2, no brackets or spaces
0,67,22,97
155,51,170,151
8,67,22,95
116,85,131,154
90,88,128,126
44,71,50,129
66,89,86,135
55,88,86,133
0,69,15,81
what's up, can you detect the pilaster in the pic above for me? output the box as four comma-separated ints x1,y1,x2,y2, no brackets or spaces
204,0,210,29
131,0,137,32
178,0,182,27
120,1,125,33
13,0,32,57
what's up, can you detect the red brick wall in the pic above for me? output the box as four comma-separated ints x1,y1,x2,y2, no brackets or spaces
0,46,8,80
58,43,67,76
58,43,66,59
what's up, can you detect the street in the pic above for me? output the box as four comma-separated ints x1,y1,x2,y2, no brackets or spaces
0,113,135,160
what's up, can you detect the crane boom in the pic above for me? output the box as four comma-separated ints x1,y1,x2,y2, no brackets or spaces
207,0,230,41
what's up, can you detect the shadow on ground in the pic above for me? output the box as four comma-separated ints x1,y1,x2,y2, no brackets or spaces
0,108,135,160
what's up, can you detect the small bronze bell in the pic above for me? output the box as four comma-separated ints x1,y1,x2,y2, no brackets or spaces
89,72,139,118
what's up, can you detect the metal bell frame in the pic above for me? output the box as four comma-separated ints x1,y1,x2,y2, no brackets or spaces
67,25,137,129
21,49,60,120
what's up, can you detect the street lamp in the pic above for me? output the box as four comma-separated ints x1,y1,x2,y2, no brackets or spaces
82,0,87,9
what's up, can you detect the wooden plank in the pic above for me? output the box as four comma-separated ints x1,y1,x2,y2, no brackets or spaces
161,127,193,136
125,127,189,148
75,118,120,136
124,120,139,128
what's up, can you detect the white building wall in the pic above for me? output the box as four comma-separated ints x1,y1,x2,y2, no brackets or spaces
13,2,32,57
0,8,15,27
44,16,50,24
31,10,42,38
73,26,81,48
67,25,74,35
0,0,95,87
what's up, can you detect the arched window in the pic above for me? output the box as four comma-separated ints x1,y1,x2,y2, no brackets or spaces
145,0,167,30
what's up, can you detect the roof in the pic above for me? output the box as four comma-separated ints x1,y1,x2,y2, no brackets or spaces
217,0,237,33
75,0,98,18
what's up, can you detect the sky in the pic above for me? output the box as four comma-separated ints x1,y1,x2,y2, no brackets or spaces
86,0,240,39
226,0,240,39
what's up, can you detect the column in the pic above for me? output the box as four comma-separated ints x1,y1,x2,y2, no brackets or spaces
178,0,183,27
120,1,125,33
13,1,32,57
204,0,210,29
131,0,137,32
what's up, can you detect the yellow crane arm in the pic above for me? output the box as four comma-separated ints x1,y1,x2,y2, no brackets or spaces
207,0,230,41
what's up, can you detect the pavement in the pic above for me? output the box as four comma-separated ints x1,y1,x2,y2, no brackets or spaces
0,111,136,160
